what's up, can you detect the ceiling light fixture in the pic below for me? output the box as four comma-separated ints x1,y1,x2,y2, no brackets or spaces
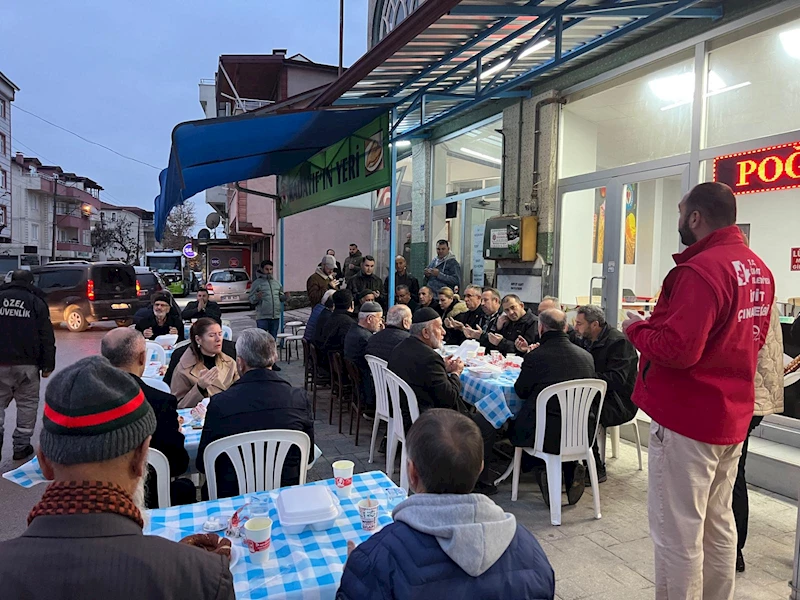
780,28,800,59
479,39,552,80
459,147,502,164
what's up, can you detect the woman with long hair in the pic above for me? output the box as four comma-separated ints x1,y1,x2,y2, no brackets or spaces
170,317,239,408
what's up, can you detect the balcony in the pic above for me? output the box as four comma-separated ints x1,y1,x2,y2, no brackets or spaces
56,241,92,252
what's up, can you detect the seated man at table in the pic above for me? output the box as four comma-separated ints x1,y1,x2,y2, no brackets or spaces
197,328,314,498
181,287,222,324
387,308,464,430
135,292,185,342
305,289,336,343
395,284,418,313
0,356,235,599
336,409,555,600
366,304,412,362
464,287,503,343
481,294,538,355
344,302,384,413
573,305,638,483
101,328,194,507
444,284,485,345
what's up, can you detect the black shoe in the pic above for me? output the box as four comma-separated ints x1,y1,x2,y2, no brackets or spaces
536,470,551,508
736,551,745,573
13,445,34,461
271,365,281,372
585,465,608,485
473,480,499,496
567,463,586,506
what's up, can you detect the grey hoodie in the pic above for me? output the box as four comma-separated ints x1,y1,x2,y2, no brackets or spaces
392,493,517,577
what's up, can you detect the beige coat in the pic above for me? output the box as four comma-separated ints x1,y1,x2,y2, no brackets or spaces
754,303,784,417
170,348,239,409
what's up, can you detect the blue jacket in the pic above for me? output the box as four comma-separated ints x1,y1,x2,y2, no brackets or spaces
424,253,462,294
336,494,555,600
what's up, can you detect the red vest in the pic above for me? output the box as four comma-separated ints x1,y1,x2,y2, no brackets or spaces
627,226,774,445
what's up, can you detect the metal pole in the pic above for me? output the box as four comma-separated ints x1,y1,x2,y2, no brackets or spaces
387,108,398,309
50,176,58,261
279,216,285,330
338,0,345,77
792,487,800,599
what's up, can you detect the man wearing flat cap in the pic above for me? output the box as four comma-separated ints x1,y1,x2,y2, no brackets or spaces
307,255,341,307
387,307,465,430
344,302,384,413
0,356,235,599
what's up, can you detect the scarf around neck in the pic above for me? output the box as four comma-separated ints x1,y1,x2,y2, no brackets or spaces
28,481,144,529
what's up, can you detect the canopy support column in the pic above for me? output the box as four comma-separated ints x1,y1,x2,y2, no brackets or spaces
388,108,398,310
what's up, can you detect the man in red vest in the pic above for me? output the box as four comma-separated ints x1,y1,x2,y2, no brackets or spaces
622,182,773,600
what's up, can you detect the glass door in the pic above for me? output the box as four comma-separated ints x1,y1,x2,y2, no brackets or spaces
464,193,501,288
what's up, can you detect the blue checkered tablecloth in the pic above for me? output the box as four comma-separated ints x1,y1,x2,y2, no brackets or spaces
460,370,523,429
146,471,398,600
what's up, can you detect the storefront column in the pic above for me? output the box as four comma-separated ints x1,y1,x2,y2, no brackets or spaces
502,91,561,294
410,139,432,280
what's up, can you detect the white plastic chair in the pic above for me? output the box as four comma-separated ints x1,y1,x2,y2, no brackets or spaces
365,355,393,471
142,377,171,393
173,339,191,350
203,430,311,500
384,368,420,490
146,341,167,366
508,379,606,526
602,412,644,471
222,325,233,340
147,447,171,509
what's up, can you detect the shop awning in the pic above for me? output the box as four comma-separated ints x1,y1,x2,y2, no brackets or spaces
307,0,723,137
154,106,387,240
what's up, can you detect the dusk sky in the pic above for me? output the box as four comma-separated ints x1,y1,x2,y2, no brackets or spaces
0,0,368,228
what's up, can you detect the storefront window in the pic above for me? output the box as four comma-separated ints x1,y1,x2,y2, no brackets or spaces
371,210,412,286
560,58,693,178
374,154,412,209
705,19,800,148
432,119,502,201
431,203,462,285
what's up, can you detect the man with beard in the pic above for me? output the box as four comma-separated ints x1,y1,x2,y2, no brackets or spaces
462,287,502,344
348,256,384,308
343,243,364,281
622,182,774,599
307,255,340,307
135,292,184,342
482,294,538,356
0,356,235,599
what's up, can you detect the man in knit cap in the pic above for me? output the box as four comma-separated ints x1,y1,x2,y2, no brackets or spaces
0,356,234,599
307,254,341,306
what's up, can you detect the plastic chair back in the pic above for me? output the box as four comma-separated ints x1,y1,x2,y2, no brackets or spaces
384,368,420,446
203,430,311,500
142,377,171,393
147,447,171,508
145,341,167,366
365,355,390,420
534,379,607,459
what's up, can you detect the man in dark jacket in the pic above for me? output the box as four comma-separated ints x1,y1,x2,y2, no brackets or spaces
347,255,384,308
320,290,358,360
343,244,363,281
482,294,538,355
388,308,464,430
464,287,503,345
197,328,314,498
384,255,420,301
444,284,485,345
344,302,383,409
135,292,185,342
395,284,419,313
305,290,336,343
181,288,222,324
366,305,412,361
336,409,555,600
101,328,194,507
0,356,234,599
574,305,638,482
0,270,55,461
424,239,462,295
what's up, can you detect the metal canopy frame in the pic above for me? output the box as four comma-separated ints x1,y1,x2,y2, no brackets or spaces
325,0,722,139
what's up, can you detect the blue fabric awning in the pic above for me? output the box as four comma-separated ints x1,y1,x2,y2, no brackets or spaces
154,106,387,240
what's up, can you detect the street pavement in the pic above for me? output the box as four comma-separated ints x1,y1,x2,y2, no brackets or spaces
0,304,796,599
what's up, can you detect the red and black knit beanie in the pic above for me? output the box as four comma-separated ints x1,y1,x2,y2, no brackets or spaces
40,356,156,465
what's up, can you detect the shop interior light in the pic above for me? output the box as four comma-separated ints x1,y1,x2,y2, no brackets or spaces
650,70,751,111
459,147,502,164
394,140,412,148
779,28,800,59
479,39,552,80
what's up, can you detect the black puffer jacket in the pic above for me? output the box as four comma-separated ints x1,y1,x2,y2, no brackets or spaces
482,309,538,356
0,281,55,372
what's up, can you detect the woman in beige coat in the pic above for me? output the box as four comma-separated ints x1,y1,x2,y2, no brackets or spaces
733,303,784,572
171,317,239,409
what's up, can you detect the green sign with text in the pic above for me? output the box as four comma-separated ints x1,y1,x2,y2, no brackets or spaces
277,113,390,217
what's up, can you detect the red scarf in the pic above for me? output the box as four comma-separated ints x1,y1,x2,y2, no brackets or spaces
28,481,143,529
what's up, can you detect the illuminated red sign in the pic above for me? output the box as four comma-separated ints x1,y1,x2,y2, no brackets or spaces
792,248,800,272
714,141,800,195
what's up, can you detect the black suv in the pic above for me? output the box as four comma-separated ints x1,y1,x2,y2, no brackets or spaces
134,267,167,309
32,261,139,332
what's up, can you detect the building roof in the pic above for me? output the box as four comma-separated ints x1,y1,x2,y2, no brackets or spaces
0,70,20,94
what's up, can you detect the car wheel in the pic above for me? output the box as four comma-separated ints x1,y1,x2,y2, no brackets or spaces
65,305,88,332
115,319,133,328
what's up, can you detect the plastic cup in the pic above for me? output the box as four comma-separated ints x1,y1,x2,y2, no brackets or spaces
476,346,486,357
358,498,379,531
332,460,355,498
243,517,272,564
249,496,270,519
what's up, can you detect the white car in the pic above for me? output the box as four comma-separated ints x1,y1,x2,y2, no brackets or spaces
206,268,251,305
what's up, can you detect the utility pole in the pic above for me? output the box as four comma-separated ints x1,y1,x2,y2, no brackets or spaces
338,0,344,77
50,175,58,261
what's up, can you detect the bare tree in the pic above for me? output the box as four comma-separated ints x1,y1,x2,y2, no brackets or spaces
162,202,196,250
92,217,142,264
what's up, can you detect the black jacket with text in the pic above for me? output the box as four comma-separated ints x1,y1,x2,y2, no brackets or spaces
0,281,55,372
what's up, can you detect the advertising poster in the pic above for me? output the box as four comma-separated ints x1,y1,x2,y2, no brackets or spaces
592,188,606,264
624,183,638,265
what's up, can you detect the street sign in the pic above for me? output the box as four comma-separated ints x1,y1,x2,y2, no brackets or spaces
229,257,240,268
182,242,196,259
210,257,221,268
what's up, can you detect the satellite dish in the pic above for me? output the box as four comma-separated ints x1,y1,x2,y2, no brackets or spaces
206,213,221,229
197,228,211,240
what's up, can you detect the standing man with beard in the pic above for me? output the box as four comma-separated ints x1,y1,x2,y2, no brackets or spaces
307,255,340,308
0,356,235,599
622,182,774,600
343,243,364,282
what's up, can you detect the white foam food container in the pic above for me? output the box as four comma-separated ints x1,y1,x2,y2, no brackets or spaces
276,486,342,534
